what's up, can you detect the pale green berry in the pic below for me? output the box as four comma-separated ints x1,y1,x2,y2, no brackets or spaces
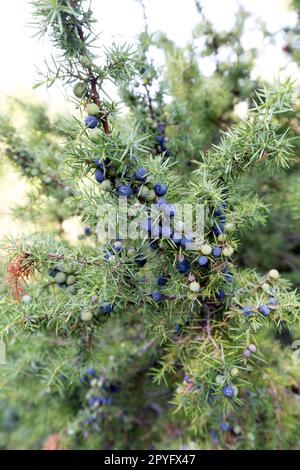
86,103,100,116
144,189,156,202
261,283,270,291
218,233,227,242
223,246,234,257
268,269,280,280
232,385,239,397
224,222,235,233
73,82,86,98
189,281,200,292
89,128,102,142
137,186,149,198
66,275,76,286
127,248,136,257
55,272,67,284
215,374,225,385
230,367,239,377
81,310,93,321
81,55,92,67
200,244,212,256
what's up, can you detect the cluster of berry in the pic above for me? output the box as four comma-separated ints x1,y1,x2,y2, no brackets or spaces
49,263,77,293
80,368,121,431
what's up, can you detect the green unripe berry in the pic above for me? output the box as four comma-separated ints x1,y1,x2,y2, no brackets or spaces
261,282,270,291
268,269,280,280
137,186,150,199
127,248,136,257
230,367,239,377
144,189,156,202
86,103,100,116
218,233,226,242
215,374,225,385
225,222,235,233
55,272,67,284
81,310,93,321
66,275,76,286
189,281,200,292
89,128,102,142
200,244,212,256
81,55,92,68
223,246,234,257
73,82,87,98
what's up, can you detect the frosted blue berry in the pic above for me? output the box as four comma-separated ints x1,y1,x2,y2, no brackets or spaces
100,302,114,314
154,182,168,197
163,203,176,218
151,290,162,302
242,306,255,316
84,226,91,236
178,259,190,274
134,167,148,181
222,384,234,398
220,422,230,432
212,246,222,257
157,275,168,286
172,232,182,245
181,236,193,249
269,297,279,305
225,273,234,283
198,255,208,266
86,367,96,376
113,241,122,252
258,304,270,316
118,184,132,197
95,169,105,183
85,115,98,129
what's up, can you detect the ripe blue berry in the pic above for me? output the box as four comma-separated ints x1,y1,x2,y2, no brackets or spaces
85,115,98,129
178,259,190,274
113,241,122,252
134,167,148,181
181,236,193,249
155,135,165,144
157,275,168,286
86,367,96,376
172,232,182,245
153,182,168,196
149,240,159,250
198,255,208,266
100,302,114,314
258,304,270,316
118,184,132,197
269,297,279,305
95,169,105,183
242,306,255,316
135,255,147,267
222,384,234,398
212,224,225,236
212,246,222,257
157,123,166,133
151,290,162,302
163,203,176,218
220,422,230,432
84,226,91,236
217,289,226,300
